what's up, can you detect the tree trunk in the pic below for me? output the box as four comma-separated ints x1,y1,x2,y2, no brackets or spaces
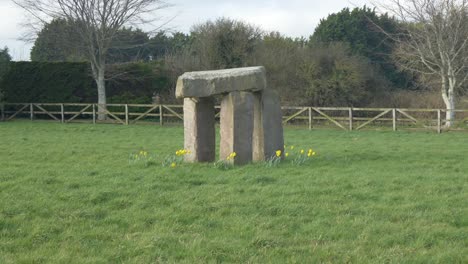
445,93,455,128
96,67,107,121
441,76,456,128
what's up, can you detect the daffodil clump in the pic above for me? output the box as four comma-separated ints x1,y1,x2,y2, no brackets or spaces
214,152,237,170
226,152,237,161
128,150,155,167
175,149,191,156
265,149,283,167
283,145,317,166
163,148,191,168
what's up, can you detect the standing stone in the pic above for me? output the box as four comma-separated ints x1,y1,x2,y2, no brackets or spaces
183,97,216,162
220,91,255,165
177,66,284,166
253,90,284,161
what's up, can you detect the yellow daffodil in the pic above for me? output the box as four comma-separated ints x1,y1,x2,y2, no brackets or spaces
276,150,282,157
285,152,289,157
290,146,295,150
171,162,176,168
300,149,304,154
312,152,316,156
227,152,237,160
307,153,312,157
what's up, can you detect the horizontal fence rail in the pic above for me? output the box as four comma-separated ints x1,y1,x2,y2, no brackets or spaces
1,103,468,133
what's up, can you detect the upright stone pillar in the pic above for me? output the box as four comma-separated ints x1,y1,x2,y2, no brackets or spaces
253,90,284,161
220,91,255,165
183,97,216,162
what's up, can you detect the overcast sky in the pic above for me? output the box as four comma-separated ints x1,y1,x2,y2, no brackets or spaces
0,0,371,61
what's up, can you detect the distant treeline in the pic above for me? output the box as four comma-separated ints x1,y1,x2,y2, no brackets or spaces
1,7,450,107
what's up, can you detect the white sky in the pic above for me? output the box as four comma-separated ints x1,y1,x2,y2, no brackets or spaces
0,0,372,61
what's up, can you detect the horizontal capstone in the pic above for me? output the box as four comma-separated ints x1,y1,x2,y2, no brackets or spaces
176,66,267,98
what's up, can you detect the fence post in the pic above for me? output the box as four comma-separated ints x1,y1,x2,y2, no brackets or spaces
437,109,441,134
349,107,353,131
0,103,4,121
392,109,397,131
92,104,96,125
159,104,163,126
60,104,65,123
125,104,129,125
30,103,34,121
308,107,312,130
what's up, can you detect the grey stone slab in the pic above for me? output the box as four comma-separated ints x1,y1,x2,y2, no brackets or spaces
253,90,284,161
220,91,255,165
176,66,266,98
183,97,216,162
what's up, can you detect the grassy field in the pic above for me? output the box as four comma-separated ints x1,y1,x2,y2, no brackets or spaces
0,121,467,263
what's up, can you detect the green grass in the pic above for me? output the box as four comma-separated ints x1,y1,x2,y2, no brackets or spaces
1,121,467,263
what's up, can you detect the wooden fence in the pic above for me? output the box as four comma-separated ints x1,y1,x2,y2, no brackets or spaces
1,103,468,133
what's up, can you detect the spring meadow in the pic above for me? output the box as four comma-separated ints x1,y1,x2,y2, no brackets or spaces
1,0,468,263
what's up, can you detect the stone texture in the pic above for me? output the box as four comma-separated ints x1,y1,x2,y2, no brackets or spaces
220,91,255,165
183,97,216,162
176,66,266,98
253,90,284,161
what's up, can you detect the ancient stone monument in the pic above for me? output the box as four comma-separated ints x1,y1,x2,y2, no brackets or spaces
176,66,284,165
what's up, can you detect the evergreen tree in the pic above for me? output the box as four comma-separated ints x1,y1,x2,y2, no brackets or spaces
0,47,12,102
312,6,413,89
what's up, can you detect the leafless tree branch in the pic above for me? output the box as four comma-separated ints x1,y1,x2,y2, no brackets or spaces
373,0,468,126
13,0,172,120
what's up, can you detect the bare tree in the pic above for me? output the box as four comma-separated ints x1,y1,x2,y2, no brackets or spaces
376,0,468,127
13,0,170,119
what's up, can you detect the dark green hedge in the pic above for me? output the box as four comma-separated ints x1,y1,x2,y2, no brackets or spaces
0,61,171,103
1,61,95,103
106,61,171,104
